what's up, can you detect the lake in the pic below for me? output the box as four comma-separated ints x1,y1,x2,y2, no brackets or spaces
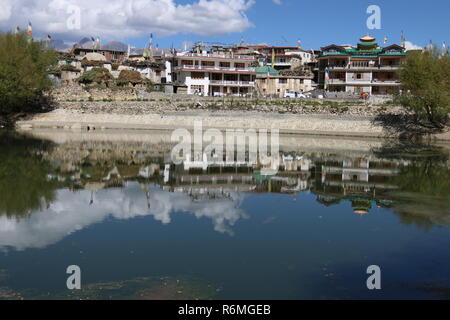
0,129,449,300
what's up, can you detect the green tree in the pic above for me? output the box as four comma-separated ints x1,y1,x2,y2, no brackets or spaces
397,49,450,129
0,32,57,115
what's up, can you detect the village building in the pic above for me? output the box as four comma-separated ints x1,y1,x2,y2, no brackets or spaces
80,52,113,72
57,52,82,69
59,65,82,84
254,61,315,98
54,52,83,84
249,45,315,71
318,35,406,95
120,48,170,83
72,47,127,64
170,49,257,96
256,75,314,98
122,60,166,83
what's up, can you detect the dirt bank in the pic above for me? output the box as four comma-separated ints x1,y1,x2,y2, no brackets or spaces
15,105,450,142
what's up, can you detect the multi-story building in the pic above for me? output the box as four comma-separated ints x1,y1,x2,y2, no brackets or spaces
250,45,315,71
318,35,406,95
255,74,314,98
171,51,257,96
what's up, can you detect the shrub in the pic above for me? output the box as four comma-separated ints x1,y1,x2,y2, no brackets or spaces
116,70,144,86
77,67,113,85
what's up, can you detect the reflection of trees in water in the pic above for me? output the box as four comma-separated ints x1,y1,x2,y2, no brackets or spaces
373,142,450,229
0,131,57,218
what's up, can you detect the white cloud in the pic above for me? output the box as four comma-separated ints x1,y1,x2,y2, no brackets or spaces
0,183,248,251
272,0,282,4
403,41,422,51
0,2,13,21
0,0,255,40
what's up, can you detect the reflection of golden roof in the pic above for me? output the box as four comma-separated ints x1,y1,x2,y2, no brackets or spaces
360,35,375,42
84,182,106,190
354,209,369,215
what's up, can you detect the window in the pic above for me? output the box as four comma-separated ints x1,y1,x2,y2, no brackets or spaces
181,60,193,66
201,61,215,67
191,72,205,79
191,85,203,93
279,78,287,84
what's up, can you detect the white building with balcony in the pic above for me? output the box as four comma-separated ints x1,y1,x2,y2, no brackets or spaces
171,52,257,96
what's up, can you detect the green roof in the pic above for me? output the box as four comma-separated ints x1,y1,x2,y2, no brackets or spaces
320,45,405,58
321,52,348,56
358,41,377,46
352,55,378,58
379,52,406,56
255,66,279,76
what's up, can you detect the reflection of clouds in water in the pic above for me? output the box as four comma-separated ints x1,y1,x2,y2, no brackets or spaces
0,183,247,251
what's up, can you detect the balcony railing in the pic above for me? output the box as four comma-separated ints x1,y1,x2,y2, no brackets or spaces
180,53,256,60
210,80,255,86
325,64,400,70
325,79,400,86
371,80,400,85
272,62,292,66
378,65,400,69
345,79,372,83
175,65,255,72
326,79,346,84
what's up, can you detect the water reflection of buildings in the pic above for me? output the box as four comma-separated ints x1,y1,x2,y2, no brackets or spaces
41,141,412,215
162,152,407,216
4,132,448,251
313,155,408,215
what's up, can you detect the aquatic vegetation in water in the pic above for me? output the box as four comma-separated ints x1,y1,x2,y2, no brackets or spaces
1,275,217,300
0,287,23,300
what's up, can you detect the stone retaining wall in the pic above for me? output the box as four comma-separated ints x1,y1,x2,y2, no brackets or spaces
52,84,138,101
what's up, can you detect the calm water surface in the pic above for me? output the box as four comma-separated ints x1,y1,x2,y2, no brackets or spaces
0,129,449,300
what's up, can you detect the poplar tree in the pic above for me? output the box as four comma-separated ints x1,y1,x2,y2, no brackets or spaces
397,49,450,129
0,32,57,115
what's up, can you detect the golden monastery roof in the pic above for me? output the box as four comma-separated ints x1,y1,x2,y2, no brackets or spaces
360,35,376,42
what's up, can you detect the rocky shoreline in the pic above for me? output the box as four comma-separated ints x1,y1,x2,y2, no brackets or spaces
55,100,406,117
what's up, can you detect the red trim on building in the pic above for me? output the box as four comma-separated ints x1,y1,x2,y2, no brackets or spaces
178,68,256,74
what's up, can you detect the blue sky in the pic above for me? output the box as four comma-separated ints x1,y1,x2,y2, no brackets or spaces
134,0,450,50
1,0,449,50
